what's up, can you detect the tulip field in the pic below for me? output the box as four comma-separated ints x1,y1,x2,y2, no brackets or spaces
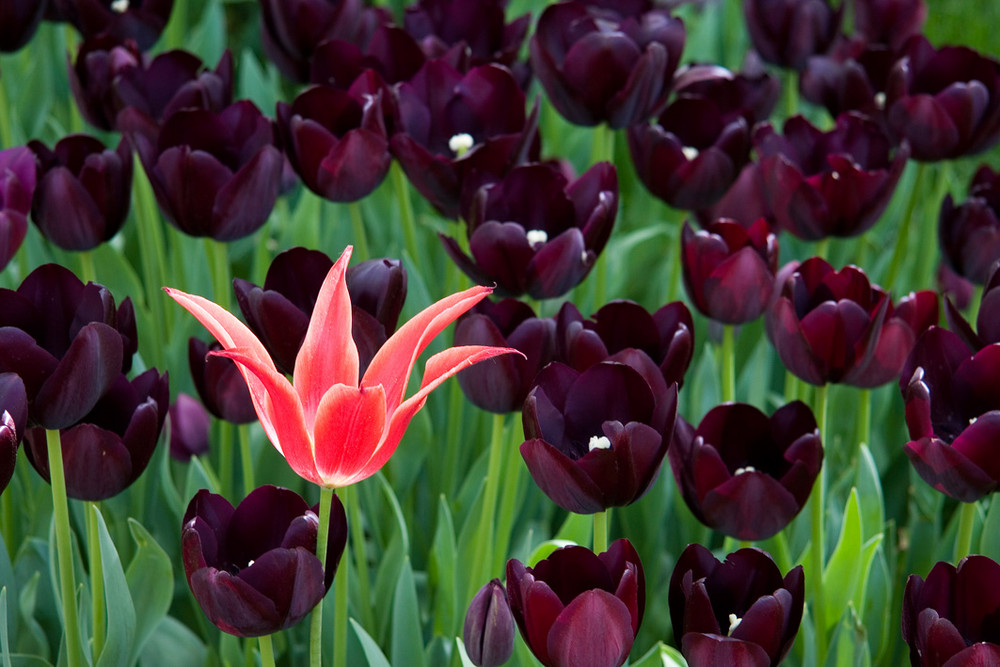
3,0,1000,666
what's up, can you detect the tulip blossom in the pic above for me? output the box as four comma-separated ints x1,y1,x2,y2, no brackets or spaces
168,393,210,462
695,162,776,231
853,0,926,51
744,0,841,71
464,578,516,667
0,0,47,52
939,164,1000,284
799,36,896,122
0,146,37,271
54,0,175,51
167,245,519,488
188,338,256,425
309,24,426,92
0,373,27,496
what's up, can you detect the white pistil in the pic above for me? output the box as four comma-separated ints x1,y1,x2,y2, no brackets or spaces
682,146,700,161
728,613,742,634
831,171,841,180
449,132,474,157
734,466,756,475
589,435,612,451
111,0,129,12
875,92,886,109
526,229,548,249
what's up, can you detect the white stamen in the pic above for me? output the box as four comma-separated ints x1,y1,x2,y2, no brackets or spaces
970,417,978,425
831,171,841,180
728,613,742,634
449,133,475,157
875,92,886,109
247,559,255,567
526,229,548,248
682,146,700,161
111,0,129,12
734,466,756,475
589,435,612,451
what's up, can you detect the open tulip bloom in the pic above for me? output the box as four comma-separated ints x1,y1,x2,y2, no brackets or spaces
166,245,520,488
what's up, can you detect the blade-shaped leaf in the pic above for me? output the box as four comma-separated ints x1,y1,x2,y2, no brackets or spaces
125,519,173,666
94,506,135,667
391,557,425,667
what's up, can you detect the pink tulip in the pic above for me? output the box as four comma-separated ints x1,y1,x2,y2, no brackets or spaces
166,245,519,488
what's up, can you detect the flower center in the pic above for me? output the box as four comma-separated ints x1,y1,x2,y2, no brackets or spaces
875,92,886,109
682,146,700,161
111,0,130,12
449,133,475,157
588,435,612,451
734,465,756,475
728,613,742,634
526,229,548,249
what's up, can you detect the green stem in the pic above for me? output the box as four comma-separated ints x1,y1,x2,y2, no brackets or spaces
345,485,374,631
814,238,830,263
440,380,466,498
856,389,871,453
0,73,14,147
0,483,12,558
133,170,168,369
258,634,276,667
593,510,609,555
469,413,507,602
392,163,420,269
809,384,829,665
885,162,926,289
784,370,802,404
784,70,799,120
333,489,349,667
46,429,84,667
590,125,616,310
86,502,105,663
721,325,736,403
348,202,370,262
217,420,233,501
78,250,96,285
238,424,254,498
491,424,525,576
310,486,335,667
954,501,978,563
204,238,232,310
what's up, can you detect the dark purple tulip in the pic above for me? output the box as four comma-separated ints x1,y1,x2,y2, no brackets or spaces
53,0,174,51
885,36,1000,161
234,248,407,376
309,24,426,92
0,0,47,52
390,59,540,219
682,219,778,325
506,539,645,667
0,264,136,429
557,300,695,389
755,113,908,240
0,374,27,495
939,165,1000,285
672,58,781,124
669,544,805,667
744,0,841,70
189,338,256,425
0,412,15,496
799,36,897,121
768,257,938,386
950,262,1000,347
464,578,516,667
453,299,556,413
903,556,1000,666
168,393,210,462
276,82,391,203
695,161,776,231
530,1,685,128
521,358,677,514
182,485,348,637
0,146,37,271
442,161,617,299
23,368,168,501
853,0,926,51
119,101,283,241
28,134,132,251
67,36,142,131
669,401,822,540
937,263,975,312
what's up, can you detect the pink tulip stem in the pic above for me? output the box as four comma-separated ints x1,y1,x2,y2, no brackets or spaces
333,489,350,667
954,502,979,563
86,501,106,663
238,424,254,497
721,325,736,403
593,510,609,555
310,485,335,667
885,162,925,289
809,383,829,664
348,202,370,262
46,429,85,667
258,634,276,667
391,162,421,271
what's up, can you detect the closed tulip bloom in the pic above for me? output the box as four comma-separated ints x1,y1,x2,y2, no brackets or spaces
182,485,348,636
0,373,27,495
0,0,47,52
0,264,136,429
681,219,778,324
28,134,132,251
189,338,256,425
0,146,37,271
670,401,822,540
754,113,909,240
853,0,926,51
67,36,142,131
671,59,780,125
885,36,1000,161
939,165,1000,284
744,0,841,71
768,258,938,386
276,82,391,203
168,393,210,462
442,161,617,299
23,368,168,501
695,162,776,231
464,578,516,667
530,1,685,128
506,539,645,667
799,36,897,121
669,544,804,667
309,24,426,91
120,101,283,241
53,0,174,51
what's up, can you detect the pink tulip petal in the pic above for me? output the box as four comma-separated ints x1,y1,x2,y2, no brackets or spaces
292,246,360,430
312,383,387,488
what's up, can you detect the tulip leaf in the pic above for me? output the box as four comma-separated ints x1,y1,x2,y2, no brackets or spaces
138,616,209,667
828,604,870,667
14,572,47,659
859,545,891,664
455,637,476,667
124,519,173,666
0,532,15,650
183,456,220,501
554,510,592,547
631,641,689,667
429,496,458,636
350,618,391,667
93,506,136,667
528,540,577,566
1,587,10,667
188,0,226,65
822,487,863,631
980,497,1000,560
391,557,425,667
853,445,884,543
238,50,280,119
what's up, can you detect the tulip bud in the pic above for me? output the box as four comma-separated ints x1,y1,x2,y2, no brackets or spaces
464,579,515,667
168,393,210,462
939,165,1000,284
0,146,36,271
189,338,256,425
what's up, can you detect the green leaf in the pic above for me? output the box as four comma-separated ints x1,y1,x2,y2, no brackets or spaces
528,540,577,566
859,546,891,663
981,496,1000,560
1,587,11,667
429,496,458,635
350,618,391,667
391,558,425,667
94,506,136,667
138,616,209,667
0,533,15,651
822,488,862,631
14,572,47,659
455,637,476,667
125,520,174,666
827,604,870,667
183,456,220,501
237,50,280,116
853,445,884,543
630,642,689,667
554,511,592,547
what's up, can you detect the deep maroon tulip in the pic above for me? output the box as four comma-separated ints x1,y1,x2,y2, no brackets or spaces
0,146,36,271
902,556,1000,666
189,338,256,425
681,219,778,324
946,262,1000,349
453,299,556,413
744,0,841,70
28,134,132,251
0,374,27,495
391,59,540,219
506,539,645,667
309,24,427,92
672,59,781,125
23,368,168,501
669,544,805,667
938,263,975,312
168,393,210,462
939,165,1000,284
0,0,47,52
442,162,617,299
669,401,822,540
464,578,516,667
695,161,776,231
885,36,1000,161
799,36,897,121
530,1,685,128
853,0,926,51
120,101,283,240
67,36,142,131
768,257,938,386
557,300,695,389
234,247,407,375
0,411,15,496
276,81,391,203
754,113,909,240
182,485,348,637
521,358,677,514
0,264,136,429
53,0,174,51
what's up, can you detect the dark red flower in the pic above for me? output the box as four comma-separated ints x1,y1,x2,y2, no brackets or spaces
309,24,426,91
744,0,841,70
0,0,46,52
54,0,175,51
0,373,27,495
464,578,516,667
115,48,234,124
0,146,37,271
182,485,348,637
188,338,256,425
853,0,926,51
799,36,897,121
168,393,210,462
506,539,645,667
939,164,1000,284
695,162,776,231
